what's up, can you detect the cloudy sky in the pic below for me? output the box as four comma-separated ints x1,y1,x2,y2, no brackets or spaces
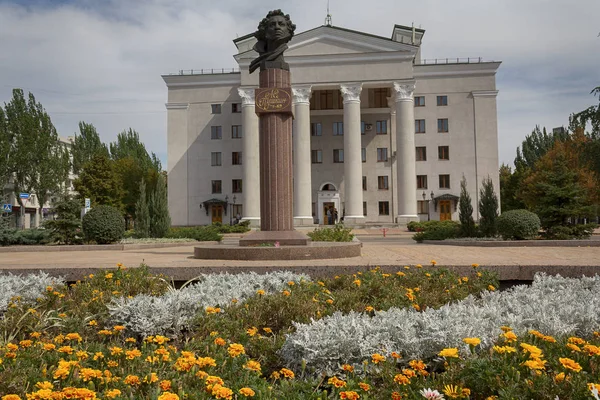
1,0,598,168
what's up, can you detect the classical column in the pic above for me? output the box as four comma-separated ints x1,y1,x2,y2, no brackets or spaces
340,83,364,225
394,81,419,224
292,85,314,226
237,87,260,227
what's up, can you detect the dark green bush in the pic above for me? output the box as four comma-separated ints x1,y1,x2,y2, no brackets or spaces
82,205,125,244
496,209,540,240
166,226,222,241
0,228,52,245
213,220,251,234
412,222,460,243
407,220,460,232
544,223,597,240
307,223,354,242
44,198,82,245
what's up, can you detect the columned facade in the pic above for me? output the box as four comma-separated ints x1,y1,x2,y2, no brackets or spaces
292,85,315,226
394,81,419,223
340,83,365,224
238,87,260,227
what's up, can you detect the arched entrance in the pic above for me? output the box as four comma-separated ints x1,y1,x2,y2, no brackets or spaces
317,182,341,225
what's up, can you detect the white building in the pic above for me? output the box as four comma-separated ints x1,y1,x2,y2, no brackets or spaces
163,23,501,227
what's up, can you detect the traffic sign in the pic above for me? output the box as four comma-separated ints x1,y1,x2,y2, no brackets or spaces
2,204,11,213
19,193,30,199
85,198,91,208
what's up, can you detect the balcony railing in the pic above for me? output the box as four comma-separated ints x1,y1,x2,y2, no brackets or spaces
168,68,240,76
416,57,494,65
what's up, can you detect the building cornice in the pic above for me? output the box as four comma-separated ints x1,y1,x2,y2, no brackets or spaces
165,102,189,110
471,90,499,98
414,62,501,79
237,51,414,69
162,74,241,89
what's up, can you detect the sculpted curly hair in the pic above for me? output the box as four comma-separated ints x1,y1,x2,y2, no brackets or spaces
254,9,296,42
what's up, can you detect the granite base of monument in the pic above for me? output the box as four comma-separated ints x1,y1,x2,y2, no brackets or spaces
238,230,310,247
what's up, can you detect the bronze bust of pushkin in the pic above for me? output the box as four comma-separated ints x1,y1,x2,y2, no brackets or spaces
249,10,296,74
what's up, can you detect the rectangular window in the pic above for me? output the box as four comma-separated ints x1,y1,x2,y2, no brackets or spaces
378,176,389,190
232,151,242,165
379,201,390,215
415,119,426,133
211,104,221,114
373,88,390,108
319,90,334,110
363,201,367,216
438,118,449,133
416,146,427,161
232,103,242,113
437,95,448,106
377,148,388,162
333,122,344,136
376,120,388,134
362,176,367,191
211,152,222,166
361,121,366,135
312,202,316,217
232,204,243,217
232,179,243,193
333,149,344,163
417,175,428,189
311,122,322,136
231,125,242,138
438,146,449,160
439,174,451,189
211,180,222,194
361,148,366,163
417,200,429,214
414,96,425,107
311,149,323,164
211,126,222,140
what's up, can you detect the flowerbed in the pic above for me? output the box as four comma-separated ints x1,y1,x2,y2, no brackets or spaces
1,264,600,399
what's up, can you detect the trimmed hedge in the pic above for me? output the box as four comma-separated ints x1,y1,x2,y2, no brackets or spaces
166,226,223,242
307,223,354,242
0,228,53,246
412,221,461,243
82,205,125,244
496,209,540,240
407,220,460,233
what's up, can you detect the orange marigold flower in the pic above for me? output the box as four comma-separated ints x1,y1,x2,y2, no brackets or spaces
371,353,386,364
341,364,354,372
503,331,517,342
328,376,347,388
438,348,459,358
409,359,426,370
365,306,374,312
262,327,272,334
568,337,587,345
358,382,370,391
157,392,179,400
160,380,172,391
559,357,582,372
554,372,566,383
463,337,481,346
391,352,402,359
566,343,582,353
35,381,53,390
214,337,226,346
124,375,141,385
2,394,22,400
19,340,33,348
243,360,261,373
239,387,256,397
246,327,258,336
113,325,125,332
106,389,122,399
125,348,142,360
340,391,360,400
402,368,416,378
227,343,245,358
280,368,295,379
256,289,265,296
391,392,403,400
394,374,410,385
583,344,600,356
353,279,361,287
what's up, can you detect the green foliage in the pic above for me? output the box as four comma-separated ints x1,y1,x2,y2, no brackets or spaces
71,121,108,175
412,221,460,242
109,128,161,172
515,125,568,169
499,163,527,212
81,205,125,244
543,223,598,240
458,176,476,237
73,153,123,210
134,178,150,238
496,209,541,240
407,220,460,232
166,226,223,241
478,176,499,237
213,220,251,234
149,174,170,238
0,228,52,246
0,106,10,184
43,197,82,244
307,223,354,242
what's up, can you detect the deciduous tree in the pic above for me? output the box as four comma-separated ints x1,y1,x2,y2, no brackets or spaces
71,121,108,175
73,153,122,210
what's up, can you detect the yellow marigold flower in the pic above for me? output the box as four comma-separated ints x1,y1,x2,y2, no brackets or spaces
583,344,600,356
53,367,70,380
105,273,113,279
157,392,179,400
326,299,334,304
500,326,512,332
58,346,74,355
318,281,325,286
282,290,291,296
412,303,421,311
205,375,224,387
472,263,479,268
554,372,566,383
144,372,159,383
493,345,516,354
76,351,89,360
239,387,256,397
443,384,461,398
211,384,233,400
341,364,354,372
567,343,581,352
205,306,221,314
280,368,295,379
353,279,361,287
462,388,471,396
110,346,123,356
214,337,226,346
559,357,582,372
256,289,265,295
463,337,481,346
227,343,245,358
125,348,141,359
542,335,556,343
197,356,217,368
159,380,172,391
107,360,118,367
106,389,122,399
30,332,41,339
6,343,18,351
113,325,125,332
98,329,112,336
243,360,261,373
288,281,295,286
487,285,496,291
402,368,416,378
522,359,546,370
246,327,258,336
520,343,543,359
88,320,98,326
35,381,53,390
371,353,386,364
425,273,432,277
393,374,410,385
391,352,402,359
358,382,370,391
93,352,104,360
588,383,600,392
430,260,437,265
396,271,405,277
2,395,22,400
365,306,374,312
328,376,347,388
125,337,136,343
340,391,360,400
391,392,403,400
270,371,280,380
124,374,141,385
196,370,209,380
503,331,517,342
19,340,33,348
80,368,103,382
462,276,469,283
262,327,272,334
568,336,587,345
438,348,459,358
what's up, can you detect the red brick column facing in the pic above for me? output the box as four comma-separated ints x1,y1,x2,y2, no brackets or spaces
258,68,293,231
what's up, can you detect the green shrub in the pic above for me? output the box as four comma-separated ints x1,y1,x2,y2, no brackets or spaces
412,222,460,243
496,209,541,240
307,223,354,242
407,220,460,233
212,220,251,234
43,198,82,245
166,226,223,241
544,223,597,240
82,205,125,244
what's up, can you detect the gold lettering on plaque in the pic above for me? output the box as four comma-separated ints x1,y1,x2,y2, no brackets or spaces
256,88,291,112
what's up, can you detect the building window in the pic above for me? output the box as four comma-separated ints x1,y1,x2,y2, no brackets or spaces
312,202,316,217
376,120,388,134
363,201,367,216
319,90,335,109
379,201,390,215
361,148,366,163
311,122,322,136
362,176,367,191
416,146,427,161
211,152,222,166
414,96,425,107
378,176,389,190
417,175,428,189
417,200,429,214
211,126,222,140
333,122,344,136
232,179,243,193
232,152,242,165
439,174,451,189
438,146,449,160
211,180,222,194
211,104,221,114
361,121,366,135
373,88,390,108
333,149,344,163
415,119,426,133
437,95,448,106
232,204,243,217
377,148,388,162
232,103,242,113
232,125,242,138
438,118,449,133
311,150,323,164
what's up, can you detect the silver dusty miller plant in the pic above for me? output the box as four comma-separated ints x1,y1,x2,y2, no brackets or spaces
0,272,65,315
280,273,600,374
108,271,310,337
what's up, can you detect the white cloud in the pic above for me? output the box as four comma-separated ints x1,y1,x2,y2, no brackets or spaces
0,0,598,166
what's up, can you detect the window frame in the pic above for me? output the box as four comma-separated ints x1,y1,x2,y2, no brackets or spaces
211,152,222,166
211,104,221,114
438,118,449,133
211,180,222,194
378,201,390,215
231,125,242,139
232,151,242,165
310,122,322,137
333,121,344,136
376,120,388,135
416,146,427,161
437,95,448,106
311,149,323,164
439,174,451,189
438,146,449,160
417,175,428,189
415,119,426,133
414,96,425,107
231,103,242,113
210,126,222,140
232,179,243,193
333,149,344,163
377,175,389,190
377,147,388,162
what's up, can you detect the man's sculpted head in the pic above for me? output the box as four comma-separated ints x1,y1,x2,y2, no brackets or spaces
255,10,296,48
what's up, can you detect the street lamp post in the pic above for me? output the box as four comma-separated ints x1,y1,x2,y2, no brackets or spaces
429,191,434,221
232,195,237,225
224,195,229,225
422,191,427,221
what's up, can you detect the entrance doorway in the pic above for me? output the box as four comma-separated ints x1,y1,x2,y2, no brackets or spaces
211,205,223,224
439,200,452,221
323,202,335,225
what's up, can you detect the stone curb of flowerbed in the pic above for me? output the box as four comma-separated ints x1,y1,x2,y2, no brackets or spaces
0,242,208,253
422,239,600,247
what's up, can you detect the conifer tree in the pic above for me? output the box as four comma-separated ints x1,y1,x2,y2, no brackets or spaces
458,175,476,237
134,178,150,238
479,176,499,237
149,174,170,238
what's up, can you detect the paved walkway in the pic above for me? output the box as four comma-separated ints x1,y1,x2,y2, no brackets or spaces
1,229,599,281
